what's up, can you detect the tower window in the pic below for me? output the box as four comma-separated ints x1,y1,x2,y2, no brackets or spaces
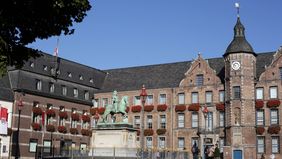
233,86,241,99
196,74,203,86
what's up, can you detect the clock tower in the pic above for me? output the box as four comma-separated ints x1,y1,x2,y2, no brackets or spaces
223,14,257,158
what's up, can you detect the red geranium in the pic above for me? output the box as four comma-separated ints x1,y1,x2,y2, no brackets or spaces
59,111,68,119
58,126,67,133
46,109,56,117
156,128,166,135
188,103,200,111
144,105,154,112
131,105,142,113
268,125,281,134
256,126,265,135
82,115,90,122
267,100,280,108
144,129,154,136
90,107,98,115
46,124,56,132
70,128,78,134
31,123,41,131
98,107,105,115
157,104,168,111
81,129,91,136
175,105,186,112
71,113,80,121
255,100,264,109
216,103,225,111
32,107,43,115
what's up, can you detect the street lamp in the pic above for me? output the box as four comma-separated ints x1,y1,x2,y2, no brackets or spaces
140,85,147,159
16,96,24,159
202,105,208,158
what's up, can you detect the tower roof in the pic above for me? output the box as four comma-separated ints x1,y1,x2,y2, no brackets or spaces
224,17,256,57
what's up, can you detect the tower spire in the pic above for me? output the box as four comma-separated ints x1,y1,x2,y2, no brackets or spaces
235,2,240,18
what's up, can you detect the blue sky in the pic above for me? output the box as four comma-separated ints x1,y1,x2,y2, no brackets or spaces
28,1,282,70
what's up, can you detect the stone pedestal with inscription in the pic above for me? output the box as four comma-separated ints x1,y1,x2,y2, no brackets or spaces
90,123,138,158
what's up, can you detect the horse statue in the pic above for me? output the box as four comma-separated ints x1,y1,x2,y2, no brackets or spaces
101,95,128,123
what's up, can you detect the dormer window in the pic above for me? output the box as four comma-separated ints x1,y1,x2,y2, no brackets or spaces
30,62,34,68
89,78,93,83
79,75,83,80
68,72,72,78
74,88,78,98
43,65,48,71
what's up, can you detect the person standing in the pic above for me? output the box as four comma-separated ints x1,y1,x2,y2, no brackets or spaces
191,142,199,159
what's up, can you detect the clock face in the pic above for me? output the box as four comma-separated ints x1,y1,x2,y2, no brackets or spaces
231,61,241,70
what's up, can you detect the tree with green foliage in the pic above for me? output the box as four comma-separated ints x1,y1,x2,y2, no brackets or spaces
0,0,91,75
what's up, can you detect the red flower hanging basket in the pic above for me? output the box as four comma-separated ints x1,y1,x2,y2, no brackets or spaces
144,105,154,112
131,105,142,113
59,111,68,119
46,124,56,132
81,129,92,136
216,103,225,111
157,104,168,111
46,109,56,117
98,107,105,115
82,115,90,122
156,128,166,135
90,107,98,116
255,100,264,109
31,123,41,131
70,128,78,134
58,126,67,133
268,125,281,134
175,105,186,112
71,113,80,121
144,129,154,136
256,126,265,135
267,100,280,108
32,107,43,115
188,103,200,111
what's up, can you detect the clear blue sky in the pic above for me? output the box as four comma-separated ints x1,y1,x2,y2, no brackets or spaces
28,1,282,70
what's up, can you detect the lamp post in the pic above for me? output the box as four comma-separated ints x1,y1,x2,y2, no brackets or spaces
202,105,208,158
140,85,147,159
16,97,24,159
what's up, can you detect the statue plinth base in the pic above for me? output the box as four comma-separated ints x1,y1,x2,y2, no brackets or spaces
90,123,138,158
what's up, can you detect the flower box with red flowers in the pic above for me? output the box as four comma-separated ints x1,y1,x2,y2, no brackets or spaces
131,105,142,113
156,128,166,135
90,107,98,115
71,113,80,121
46,109,56,117
188,103,200,111
255,100,264,109
31,123,41,131
144,105,154,112
144,129,154,136
268,125,281,134
256,126,265,135
81,129,91,136
58,126,67,133
216,103,225,111
98,107,106,115
32,107,43,115
70,128,78,134
175,105,186,112
82,115,90,122
46,124,56,132
126,107,130,113
267,100,280,108
59,111,68,119
157,104,168,111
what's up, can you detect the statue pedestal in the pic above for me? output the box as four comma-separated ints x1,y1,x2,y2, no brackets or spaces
90,123,138,158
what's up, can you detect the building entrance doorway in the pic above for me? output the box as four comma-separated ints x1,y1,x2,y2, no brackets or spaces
233,150,242,159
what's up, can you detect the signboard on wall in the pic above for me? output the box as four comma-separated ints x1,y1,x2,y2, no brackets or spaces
0,107,8,135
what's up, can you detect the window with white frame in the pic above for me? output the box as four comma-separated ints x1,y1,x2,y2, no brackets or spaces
256,110,264,126
178,93,185,105
159,115,166,129
158,137,166,149
62,85,67,96
134,96,141,105
84,91,89,100
159,94,166,104
219,112,225,127
205,91,212,104
219,90,225,102
196,74,204,86
73,88,78,98
46,104,53,125
49,82,55,93
178,137,185,149
257,136,265,153
256,88,264,100
191,112,198,128
178,113,185,128
93,99,99,107
36,79,42,91
29,139,38,152
43,140,51,153
147,115,153,129
270,86,278,99
134,116,140,128
219,138,224,153
270,109,279,125
206,112,213,131
146,137,153,148
233,86,241,99
32,102,40,123
102,98,108,107
146,95,153,105
192,92,198,103
272,136,279,153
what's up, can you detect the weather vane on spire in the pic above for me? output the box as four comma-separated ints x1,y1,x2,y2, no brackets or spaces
235,2,240,17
